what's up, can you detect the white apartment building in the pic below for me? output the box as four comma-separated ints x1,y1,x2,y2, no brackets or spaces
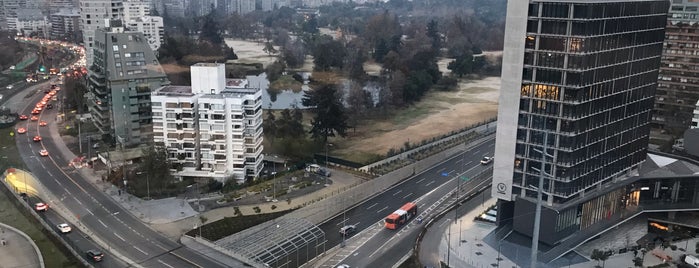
11,9,49,38
79,0,124,66
123,0,149,21
125,15,163,50
151,63,264,184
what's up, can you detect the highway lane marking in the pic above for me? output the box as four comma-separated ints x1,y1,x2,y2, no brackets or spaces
114,233,126,242
438,218,451,227
85,209,94,216
366,203,378,210
376,206,388,214
98,219,108,228
403,193,413,199
158,259,175,268
392,189,402,196
437,167,446,173
169,252,204,268
416,178,425,184
133,245,149,255
426,180,435,186
455,158,463,164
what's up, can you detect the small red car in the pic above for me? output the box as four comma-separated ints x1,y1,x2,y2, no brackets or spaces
30,116,39,121
35,202,48,211
17,127,26,134
19,114,28,120
39,149,49,156
39,121,47,126
33,135,42,142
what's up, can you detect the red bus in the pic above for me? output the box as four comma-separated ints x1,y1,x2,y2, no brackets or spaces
385,202,418,229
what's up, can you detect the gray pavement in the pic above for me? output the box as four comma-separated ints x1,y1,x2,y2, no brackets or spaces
431,197,699,268
0,222,44,268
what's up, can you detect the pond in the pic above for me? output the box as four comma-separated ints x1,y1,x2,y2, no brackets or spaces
248,72,310,110
251,72,382,110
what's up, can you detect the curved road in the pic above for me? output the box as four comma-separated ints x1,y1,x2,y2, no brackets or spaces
12,80,229,268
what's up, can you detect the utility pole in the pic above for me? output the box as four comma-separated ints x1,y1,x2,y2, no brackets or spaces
78,117,82,154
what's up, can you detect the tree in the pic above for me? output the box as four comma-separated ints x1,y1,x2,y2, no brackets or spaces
263,108,277,142
137,145,174,196
266,60,285,82
301,84,348,141
313,38,346,71
64,75,88,112
426,19,441,53
447,53,474,77
199,10,223,45
263,41,278,56
590,249,609,268
302,16,319,34
282,41,305,68
346,44,366,80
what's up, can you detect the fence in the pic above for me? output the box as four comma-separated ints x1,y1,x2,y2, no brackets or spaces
0,169,92,268
359,119,496,174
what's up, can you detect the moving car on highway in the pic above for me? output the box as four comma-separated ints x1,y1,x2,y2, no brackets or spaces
480,156,493,165
57,223,72,233
35,202,48,212
86,249,104,262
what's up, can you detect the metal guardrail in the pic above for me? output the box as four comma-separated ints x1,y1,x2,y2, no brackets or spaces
0,169,91,268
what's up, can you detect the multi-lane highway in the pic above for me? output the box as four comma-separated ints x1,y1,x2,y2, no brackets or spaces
12,80,229,267
323,138,495,268
267,138,495,268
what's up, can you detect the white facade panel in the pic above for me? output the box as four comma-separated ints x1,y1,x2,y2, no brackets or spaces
491,0,528,202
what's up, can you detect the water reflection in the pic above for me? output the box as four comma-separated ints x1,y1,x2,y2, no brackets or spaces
253,72,381,110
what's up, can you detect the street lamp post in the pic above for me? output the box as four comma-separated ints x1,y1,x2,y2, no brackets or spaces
78,117,82,154
324,142,332,186
341,194,347,248
497,243,502,267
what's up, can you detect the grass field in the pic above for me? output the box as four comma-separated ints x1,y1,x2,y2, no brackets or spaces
224,39,501,164
0,126,82,268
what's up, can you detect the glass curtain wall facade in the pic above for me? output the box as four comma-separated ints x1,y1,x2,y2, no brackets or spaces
512,1,668,205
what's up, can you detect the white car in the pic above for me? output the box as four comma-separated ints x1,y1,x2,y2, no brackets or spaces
480,156,494,165
35,202,48,212
57,223,72,233
336,265,350,268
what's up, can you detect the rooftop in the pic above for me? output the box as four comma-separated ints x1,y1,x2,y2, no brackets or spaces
154,85,194,96
194,63,224,67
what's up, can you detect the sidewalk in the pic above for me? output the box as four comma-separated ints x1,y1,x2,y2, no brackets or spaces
48,111,364,238
153,169,362,238
435,197,699,268
0,222,45,268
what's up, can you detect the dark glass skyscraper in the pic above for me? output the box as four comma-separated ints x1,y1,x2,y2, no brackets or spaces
492,0,669,246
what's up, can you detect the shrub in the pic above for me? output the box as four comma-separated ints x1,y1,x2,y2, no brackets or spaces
271,205,277,210
253,206,261,213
